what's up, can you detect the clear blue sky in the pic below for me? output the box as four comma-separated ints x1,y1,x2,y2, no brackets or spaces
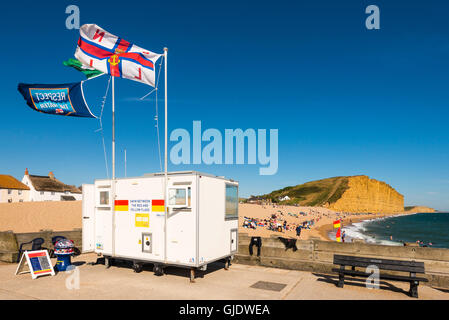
2,0,449,210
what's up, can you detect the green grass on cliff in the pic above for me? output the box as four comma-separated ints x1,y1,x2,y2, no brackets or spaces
264,176,350,207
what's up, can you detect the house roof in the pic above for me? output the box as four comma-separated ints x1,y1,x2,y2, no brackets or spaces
28,175,81,194
0,175,30,190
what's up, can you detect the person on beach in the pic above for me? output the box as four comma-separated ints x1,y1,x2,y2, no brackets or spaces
342,230,346,243
296,225,302,237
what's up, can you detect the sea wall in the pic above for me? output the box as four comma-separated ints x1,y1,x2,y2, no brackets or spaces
329,175,404,213
0,201,82,233
0,229,82,262
235,233,449,289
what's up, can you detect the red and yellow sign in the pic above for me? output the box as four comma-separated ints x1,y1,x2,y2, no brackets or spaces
336,228,342,242
115,200,129,211
152,199,165,212
333,220,341,229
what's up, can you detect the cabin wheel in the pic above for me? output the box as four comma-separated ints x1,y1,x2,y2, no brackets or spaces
105,257,112,269
224,258,230,270
153,264,164,276
132,262,143,273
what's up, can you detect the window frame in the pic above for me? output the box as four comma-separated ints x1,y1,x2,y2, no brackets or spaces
167,187,189,209
98,190,111,207
224,183,239,221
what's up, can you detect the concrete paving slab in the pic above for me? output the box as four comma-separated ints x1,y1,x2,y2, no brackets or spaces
0,253,447,300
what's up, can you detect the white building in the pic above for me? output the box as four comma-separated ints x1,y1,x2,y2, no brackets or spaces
0,174,30,203
279,195,290,201
21,169,82,201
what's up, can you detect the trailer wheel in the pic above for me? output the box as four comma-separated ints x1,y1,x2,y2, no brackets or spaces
153,264,164,276
224,258,230,270
190,268,196,283
132,262,143,273
105,257,112,269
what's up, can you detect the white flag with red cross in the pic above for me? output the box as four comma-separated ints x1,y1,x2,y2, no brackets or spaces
75,24,162,87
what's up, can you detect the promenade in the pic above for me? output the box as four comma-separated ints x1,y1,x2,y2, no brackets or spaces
1,253,448,300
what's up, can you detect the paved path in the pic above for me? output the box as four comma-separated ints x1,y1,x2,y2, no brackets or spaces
0,253,448,300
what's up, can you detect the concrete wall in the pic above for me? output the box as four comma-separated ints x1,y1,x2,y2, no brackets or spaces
0,229,82,262
0,201,82,233
235,233,449,289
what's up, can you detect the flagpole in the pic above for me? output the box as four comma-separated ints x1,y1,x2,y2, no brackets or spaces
112,76,115,180
112,75,116,257
163,47,168,264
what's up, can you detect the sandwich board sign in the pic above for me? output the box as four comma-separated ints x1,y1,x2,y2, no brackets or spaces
15,250,55,279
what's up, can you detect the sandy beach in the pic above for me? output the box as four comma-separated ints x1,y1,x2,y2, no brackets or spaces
239,203,408,241
0,201,411,242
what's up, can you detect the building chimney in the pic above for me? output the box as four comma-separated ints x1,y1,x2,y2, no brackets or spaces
25,168,29,176
49,171,55,179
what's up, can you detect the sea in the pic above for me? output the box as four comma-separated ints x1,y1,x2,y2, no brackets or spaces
328,212,449,248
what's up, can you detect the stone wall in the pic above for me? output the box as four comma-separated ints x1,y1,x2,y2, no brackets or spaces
0,229,82,263
235,233,449,289
329,175,404,213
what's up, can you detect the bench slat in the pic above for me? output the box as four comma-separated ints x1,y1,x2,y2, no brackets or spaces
334,260,425,273
334,254,425,273
331,268,428,282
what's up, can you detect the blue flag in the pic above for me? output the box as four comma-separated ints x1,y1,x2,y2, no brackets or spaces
17,82,97,118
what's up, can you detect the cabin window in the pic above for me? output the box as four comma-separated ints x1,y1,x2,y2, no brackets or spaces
168,188,187,207
188,187,191,207
40,191,44,195
18,190,22,195
7,189,12,195
99,191,109,205
225,184,238,220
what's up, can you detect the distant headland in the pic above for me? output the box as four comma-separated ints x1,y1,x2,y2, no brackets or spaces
245,175,434,214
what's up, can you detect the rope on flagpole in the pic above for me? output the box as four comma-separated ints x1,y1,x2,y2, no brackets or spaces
154,56,164,172
94,75,112,179
137,55,164,172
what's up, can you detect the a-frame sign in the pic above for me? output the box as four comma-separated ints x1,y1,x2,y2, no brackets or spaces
15,250,55,279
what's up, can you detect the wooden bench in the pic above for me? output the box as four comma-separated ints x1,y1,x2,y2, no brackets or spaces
332,254,428,298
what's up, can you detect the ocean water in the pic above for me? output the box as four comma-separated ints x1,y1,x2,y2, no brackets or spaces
331,212,449,248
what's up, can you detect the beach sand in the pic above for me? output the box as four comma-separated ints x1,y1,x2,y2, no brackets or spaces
239,203,406,241
0,201,404,242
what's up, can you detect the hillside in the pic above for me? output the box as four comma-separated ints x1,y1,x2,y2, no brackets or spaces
263,175,404,213
404,206,436,213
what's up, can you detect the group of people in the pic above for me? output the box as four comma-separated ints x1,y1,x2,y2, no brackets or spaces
242,211,319,238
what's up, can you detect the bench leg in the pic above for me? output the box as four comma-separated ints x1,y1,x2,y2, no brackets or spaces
337,273,345,288
409,281,419,298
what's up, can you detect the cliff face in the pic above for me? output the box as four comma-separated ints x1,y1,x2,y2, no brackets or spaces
265,175,404,213
328,176,404,213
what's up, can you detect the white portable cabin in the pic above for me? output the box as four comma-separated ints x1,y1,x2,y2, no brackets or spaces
82,171,239,279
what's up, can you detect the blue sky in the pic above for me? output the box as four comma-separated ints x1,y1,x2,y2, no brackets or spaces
2,0,449,210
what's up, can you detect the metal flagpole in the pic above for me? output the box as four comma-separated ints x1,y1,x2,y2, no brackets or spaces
111,75,116,257
164,48,168,176
112,76,116,180
163,47,168,263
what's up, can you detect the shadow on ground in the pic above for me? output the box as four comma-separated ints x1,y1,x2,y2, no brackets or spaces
313,272,410,296
87,257,228,281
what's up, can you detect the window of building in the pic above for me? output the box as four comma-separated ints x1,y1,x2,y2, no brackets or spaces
40,191,44,195
8,189,12,194
99,191,109,205
51,192,55,195
225,184,238,220
168,188,187,207
18,190,22,195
